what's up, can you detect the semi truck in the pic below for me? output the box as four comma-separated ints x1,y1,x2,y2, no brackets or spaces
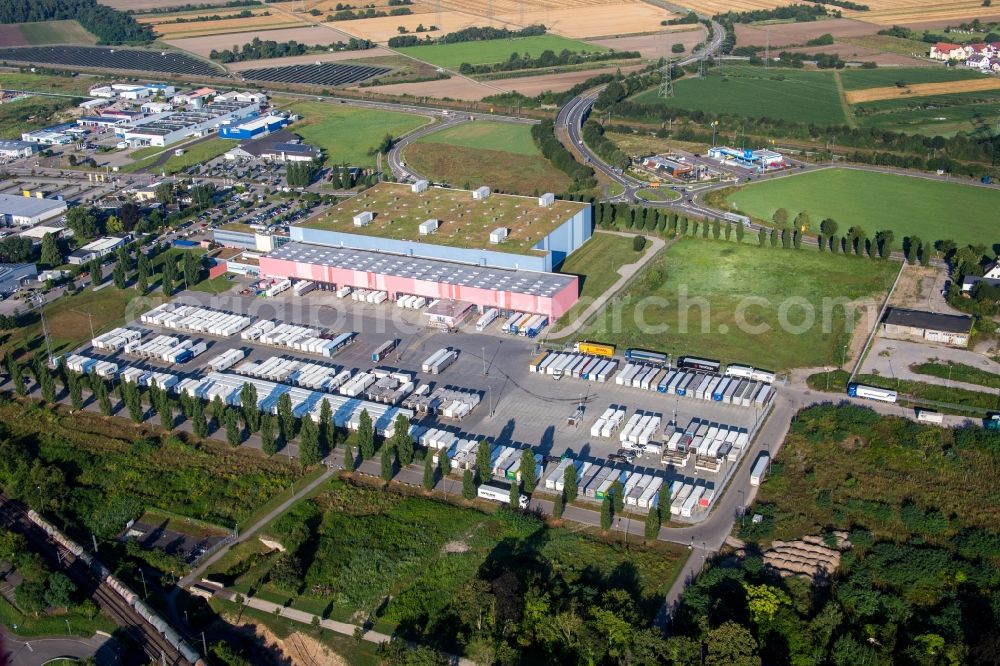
477,481,529,509
847,383,897,403
575,341,615,358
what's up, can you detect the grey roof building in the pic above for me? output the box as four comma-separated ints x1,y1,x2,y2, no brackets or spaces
0,193,67,227
881,307,973,347
0,263,38,294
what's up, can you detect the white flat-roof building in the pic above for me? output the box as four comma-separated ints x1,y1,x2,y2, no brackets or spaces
21,126,74,146
0,193,67,227
0,140,39,159
117,100,259,147
141,101,173,114
67,235,129,265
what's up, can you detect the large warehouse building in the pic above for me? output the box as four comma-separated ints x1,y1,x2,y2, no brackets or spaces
259,242,579,319
0,193,67,227
256,183,592,319
117,99,259,147
292,182,591,272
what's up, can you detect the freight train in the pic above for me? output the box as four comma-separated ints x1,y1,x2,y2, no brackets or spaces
27,509,204,665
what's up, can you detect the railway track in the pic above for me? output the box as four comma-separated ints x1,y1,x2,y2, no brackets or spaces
0,495,193,666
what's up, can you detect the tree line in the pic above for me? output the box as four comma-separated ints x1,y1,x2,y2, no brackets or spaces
327,6,411,21
388,23,545,48
530,119,597,192
209,36,373,62
0,0,154,45
458,47,640,75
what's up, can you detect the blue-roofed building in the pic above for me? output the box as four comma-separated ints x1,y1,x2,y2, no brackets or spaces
219,114,288,140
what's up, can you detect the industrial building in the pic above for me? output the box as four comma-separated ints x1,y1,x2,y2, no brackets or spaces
116,99,260,147
0,263,37,295
223,129,319,163
293,182,592,272
68,235,129,265
213,223,289,252
640,154,695,179
0,193,67,227
219,114,288,140
0,140,39,159
89,83,175,100
259,241,579,319
708,146,784,169
21,125,76,146
881,308,973,348
77,115,129,129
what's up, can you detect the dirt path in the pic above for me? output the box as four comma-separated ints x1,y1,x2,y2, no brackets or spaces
832,70,857,130
548,230,667,338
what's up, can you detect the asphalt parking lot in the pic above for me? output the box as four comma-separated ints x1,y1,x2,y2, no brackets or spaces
81,288,769,513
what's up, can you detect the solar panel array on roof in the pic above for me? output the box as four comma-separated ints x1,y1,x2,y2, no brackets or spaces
0,46,221,76
239,62,390,86
269,242,573,298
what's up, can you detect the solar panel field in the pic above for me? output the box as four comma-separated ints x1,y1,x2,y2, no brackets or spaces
238,62,390,86
0,45,221,76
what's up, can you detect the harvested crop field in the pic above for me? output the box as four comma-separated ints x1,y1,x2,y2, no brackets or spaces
586,27,707,59
362,76,498,100
98,0,195,8
734,18,878,49
226,48,394,71
326,14,513,43
492,64,646,96
842,0,998,25
845,77,1000,103
149,14,307,38
0,25,28,48
165,25,359,58
781,44,925,66
495,3,675,38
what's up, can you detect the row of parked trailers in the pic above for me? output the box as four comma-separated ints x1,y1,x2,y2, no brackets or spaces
175,371,412,436
500,312,548,338
207,348,246,372
127,334,208,364
241,320,355,359
544,459,667,511
140,304,254,337
120,366,179,390
395,294,428,309
418,431,543,480
402,385,481,419
529,352,619,382
421,348,457,374
62,354,117,378
616,363,773,408
664,417,750,467
91,327,142,352
351,289,388,305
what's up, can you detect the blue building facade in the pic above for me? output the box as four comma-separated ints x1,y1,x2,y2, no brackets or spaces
219,115,288,140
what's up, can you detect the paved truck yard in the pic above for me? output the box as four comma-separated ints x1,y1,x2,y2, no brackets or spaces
72,286,770,522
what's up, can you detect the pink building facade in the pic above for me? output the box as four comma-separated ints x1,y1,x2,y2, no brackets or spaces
259,245,579,320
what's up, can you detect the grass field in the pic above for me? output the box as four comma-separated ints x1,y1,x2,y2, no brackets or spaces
0,72,97,95
123,138,231,174
404,121,571,194
16,20,97,45
415,120,539,156
0,595,116,638
852,91,1000,135
206,478,688,655
0,96,79,140
839,66,987,90
288,101,429,167
911,361,1000,390
577,238,897,370
396,34,605,69
553,232,639,327
725,168,1000,247
630,66,847,125
1,287,167,360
